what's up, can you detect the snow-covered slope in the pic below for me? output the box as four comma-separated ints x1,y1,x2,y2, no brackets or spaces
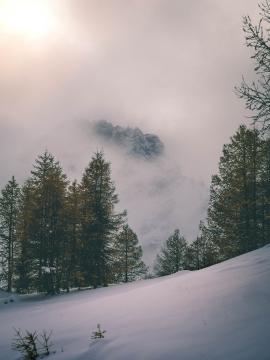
0,246,270,360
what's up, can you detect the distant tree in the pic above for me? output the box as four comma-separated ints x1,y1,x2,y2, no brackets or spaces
185,222,218,270
0,176,20,292
80,151,126,288
185,238,201,271
113,224,147,282
236,1,270,131
154,229,187,276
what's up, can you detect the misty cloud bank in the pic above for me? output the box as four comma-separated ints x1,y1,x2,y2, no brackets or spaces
80,120,208,264
0,0,259,264
112,156,208,264
93,120,164,158
0,118,208,265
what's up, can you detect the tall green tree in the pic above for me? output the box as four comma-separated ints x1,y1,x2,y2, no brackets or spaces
15,180,35,293
113,225,147,283
257,137,270,245
27,151,68,294
0,176,20,292
80,151,125,288
234,1,270,253
154,229,187,276
205,126,262,259
62,180,83,291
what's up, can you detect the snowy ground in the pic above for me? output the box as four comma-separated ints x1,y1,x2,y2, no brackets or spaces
0,290,17,304
0,246,270,360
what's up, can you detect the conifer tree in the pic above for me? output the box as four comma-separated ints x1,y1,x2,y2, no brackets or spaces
257,137,270,246
15,180,36,293
27,151,68,294
0,176,20,292
185,237,201,271
205,125,263,259
62,180,83,291
236,1,270,130
113,224,147,282
80,151,125,288
154,229,187,276
185,222,218,270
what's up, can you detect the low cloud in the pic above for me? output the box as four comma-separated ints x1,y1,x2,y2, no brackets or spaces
0,118,208,265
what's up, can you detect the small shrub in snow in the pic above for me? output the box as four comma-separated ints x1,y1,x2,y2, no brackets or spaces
12,328,39,360
12,328,54,359
38,330,54,356
91,324,106,340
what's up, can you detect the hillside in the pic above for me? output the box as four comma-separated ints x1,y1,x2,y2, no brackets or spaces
0,246,270,360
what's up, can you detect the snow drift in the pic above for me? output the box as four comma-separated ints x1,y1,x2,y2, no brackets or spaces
0,245,269,359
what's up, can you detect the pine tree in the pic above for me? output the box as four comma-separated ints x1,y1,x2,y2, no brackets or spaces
80,151,125,288
185,237,201,270
204,126,263,260
185,222,218,270
26,151,68,294
15,180,36,293
154,229,187,276
62,180,83,291
113,224,147,283
0,176,20,292
257,137,270,246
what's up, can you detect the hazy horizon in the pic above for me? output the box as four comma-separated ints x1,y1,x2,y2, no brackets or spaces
0,0,260,262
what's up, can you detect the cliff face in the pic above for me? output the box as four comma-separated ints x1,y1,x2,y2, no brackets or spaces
94,120,164,159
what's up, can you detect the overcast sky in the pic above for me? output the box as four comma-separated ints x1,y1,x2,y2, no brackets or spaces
0,0,259,181
0,0,261,261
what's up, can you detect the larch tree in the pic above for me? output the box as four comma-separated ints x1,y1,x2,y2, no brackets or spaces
63,180,83,291
236,0,270,131
204,126,263,260
80,151,125,288
258,137,270,245
27,151,68,294
15,180,36,293
185,222,218,271
154,229,187,276
0,176,20,292
113,224,147,283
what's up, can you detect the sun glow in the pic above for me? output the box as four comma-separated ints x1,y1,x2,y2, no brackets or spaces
0,0,57,39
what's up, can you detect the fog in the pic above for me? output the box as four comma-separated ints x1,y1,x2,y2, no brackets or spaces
0,0,259,263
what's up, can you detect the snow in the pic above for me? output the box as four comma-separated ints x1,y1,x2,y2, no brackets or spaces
41,266,56,274
0,290,17,304
0,246,270,359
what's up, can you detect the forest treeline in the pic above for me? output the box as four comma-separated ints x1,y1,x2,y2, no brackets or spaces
0,151,147,294
2,1,270,293
1,125,270,292
154,125,270,276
